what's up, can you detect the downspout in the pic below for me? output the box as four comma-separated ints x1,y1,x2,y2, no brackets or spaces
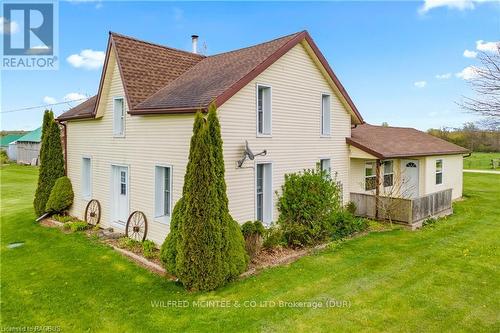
59,121,68,175
375,159,381,219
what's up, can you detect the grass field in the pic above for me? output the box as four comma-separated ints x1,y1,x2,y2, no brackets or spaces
1,164,499,332
463,152,500,170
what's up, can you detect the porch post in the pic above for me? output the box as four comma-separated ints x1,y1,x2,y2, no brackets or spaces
375,159,381,219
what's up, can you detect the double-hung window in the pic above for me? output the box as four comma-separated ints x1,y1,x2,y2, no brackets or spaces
320,158,331,178
155,166,172,222
365,161,377,191
321,94,331,136
82,157,91,199
383,160,394,187
435,159,443,185
256,163,273,224
257,85,271,136
113,97,125,136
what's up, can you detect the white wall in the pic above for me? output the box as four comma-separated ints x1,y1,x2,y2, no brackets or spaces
349,154,464,200
422,154,463,200
219,41,352,223
66,42,354,244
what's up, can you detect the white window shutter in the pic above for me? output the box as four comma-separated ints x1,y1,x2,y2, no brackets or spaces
263,88,271,135
154,167,164,217
263,164,273,224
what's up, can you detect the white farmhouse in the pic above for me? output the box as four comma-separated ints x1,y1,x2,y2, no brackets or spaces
58,31,468,242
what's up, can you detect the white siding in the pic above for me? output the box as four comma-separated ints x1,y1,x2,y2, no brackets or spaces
423,154,463,200
67,42,353,244
349,155,464,200
67,48,194,245
219,42,352,223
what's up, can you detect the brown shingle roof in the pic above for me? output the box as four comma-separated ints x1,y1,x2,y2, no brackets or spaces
111,32,204,108
58,30,363,123
57,95,97,120
348,124,469,158
132,32,302,112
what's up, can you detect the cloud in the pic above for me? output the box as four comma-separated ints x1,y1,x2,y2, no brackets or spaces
419,0,485,13
67,49,105,70
463,49,478,58
456,66,478,80
435,73,452,79
0,17,19,34
43,96,57,105
64,93,87,101
476,40,499,53
414,81,427,88
173,7,184,22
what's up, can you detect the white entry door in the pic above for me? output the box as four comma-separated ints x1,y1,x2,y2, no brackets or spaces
111,165,129,224
402,160,419,198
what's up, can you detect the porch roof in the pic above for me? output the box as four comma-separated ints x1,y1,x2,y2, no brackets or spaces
347,124,469,159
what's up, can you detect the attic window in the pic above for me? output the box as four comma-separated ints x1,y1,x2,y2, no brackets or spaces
113,97,125,137
257,85,271,136
321,94,331,136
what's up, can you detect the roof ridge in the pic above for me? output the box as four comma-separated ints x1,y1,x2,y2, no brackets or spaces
134,31,306,110
109,31,206,58
363,123,422,131
207,30,305,58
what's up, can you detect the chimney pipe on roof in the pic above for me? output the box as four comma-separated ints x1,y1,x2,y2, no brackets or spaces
191,35,199,54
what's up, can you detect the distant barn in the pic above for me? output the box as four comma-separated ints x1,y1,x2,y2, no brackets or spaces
0,133,24,161
16,127,42,165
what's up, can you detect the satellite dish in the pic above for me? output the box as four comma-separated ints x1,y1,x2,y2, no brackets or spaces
237,140,267,167
245,140,255,160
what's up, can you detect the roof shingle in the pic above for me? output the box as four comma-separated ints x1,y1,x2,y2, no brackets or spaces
58,30,363,123
348,124,469,158
111,32,204,108
133,32,301,112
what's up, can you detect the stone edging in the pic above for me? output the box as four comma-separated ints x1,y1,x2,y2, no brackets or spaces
111,245,169,278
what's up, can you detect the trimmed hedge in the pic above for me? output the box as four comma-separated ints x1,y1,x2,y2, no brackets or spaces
34,110,65,216
161,105,248,291
176,112,225,291
45,176,74,214
207,104,248,279
160,198,184,275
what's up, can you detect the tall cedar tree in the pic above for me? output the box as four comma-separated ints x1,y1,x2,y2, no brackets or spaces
33,111,64,216
160,109,205,274
207,104,248,279
176,112,225,290
33,112,65,216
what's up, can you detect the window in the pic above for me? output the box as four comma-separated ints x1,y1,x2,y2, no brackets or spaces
82,157,91,199
113,97,125,136
120,171,127,195
321,94,331,136
257,85,271,135
320,158,331,178
383,160,394,187
256,163,273,224
155,166,172,221
435,159,443,185
365,161,376,191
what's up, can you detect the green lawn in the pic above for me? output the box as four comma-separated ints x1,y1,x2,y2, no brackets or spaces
463,152,500,170
1,164,499,332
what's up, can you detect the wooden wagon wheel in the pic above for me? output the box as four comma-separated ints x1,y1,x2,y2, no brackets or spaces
126,211,148,242
84,199,101,226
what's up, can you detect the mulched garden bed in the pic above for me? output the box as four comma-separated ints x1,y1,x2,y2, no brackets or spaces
38,216,394,280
